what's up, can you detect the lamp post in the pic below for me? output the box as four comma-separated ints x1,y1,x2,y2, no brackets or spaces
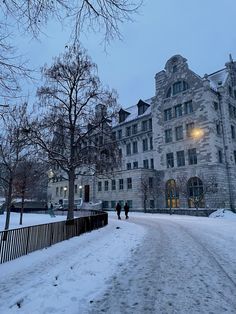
79,185,82,198
63,186,67,198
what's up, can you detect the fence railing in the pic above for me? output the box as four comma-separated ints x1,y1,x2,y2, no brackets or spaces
0,211,108,264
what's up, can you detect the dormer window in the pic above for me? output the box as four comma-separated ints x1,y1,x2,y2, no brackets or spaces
137,99,150,116
166,81,189,98
119,109,130,123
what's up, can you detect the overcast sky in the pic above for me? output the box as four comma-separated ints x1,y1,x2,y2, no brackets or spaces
15,0,236,108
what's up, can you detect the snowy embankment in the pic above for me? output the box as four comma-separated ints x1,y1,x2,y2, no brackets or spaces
0,214,146,314
0,212,66,231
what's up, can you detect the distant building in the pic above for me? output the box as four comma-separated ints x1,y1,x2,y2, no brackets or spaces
49,55,236,211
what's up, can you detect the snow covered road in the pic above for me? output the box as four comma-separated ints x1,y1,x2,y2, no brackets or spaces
89,214,236,314
0,212,236,314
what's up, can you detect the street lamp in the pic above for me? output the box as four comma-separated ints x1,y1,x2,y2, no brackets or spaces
79,185,82,198
64,186,67,198
191,128,204,139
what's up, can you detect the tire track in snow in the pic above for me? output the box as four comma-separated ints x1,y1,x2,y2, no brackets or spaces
88,216,236,314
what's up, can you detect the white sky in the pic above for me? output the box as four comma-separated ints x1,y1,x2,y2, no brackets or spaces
13,0,236,107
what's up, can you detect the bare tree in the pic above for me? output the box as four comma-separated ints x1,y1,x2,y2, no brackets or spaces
26,44,120,220
13,158,48,225
0,0,143,43
176,174,218,211
0,26,31,98
0,103,29,230
139,173,157,213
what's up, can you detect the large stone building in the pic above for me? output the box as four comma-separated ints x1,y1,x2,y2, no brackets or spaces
49,55,236,212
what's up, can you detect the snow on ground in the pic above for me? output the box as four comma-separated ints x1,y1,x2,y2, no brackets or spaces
1,211,236,313
0,212,66,231
0,214,146,314
209,208,236,220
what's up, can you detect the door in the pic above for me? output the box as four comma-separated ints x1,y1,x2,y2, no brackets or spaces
84,185,90,202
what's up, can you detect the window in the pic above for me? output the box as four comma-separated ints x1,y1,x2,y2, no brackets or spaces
150,137,153,150
175,104,183,118
112,131,116,139
112,179,116,190
126,143,131,155
150,158,154,169
118,148,122,157
126,126,131,137
133,161,138,169
234,151,236,164
118,130,122,139
132,124,138,134
127,178,132,189
149,119,152,130
176,150,185,167
187,177,204,208
119,179,124,190
164,108,172,121
56,187,59,196
133,141,138,154
143,159,149,169
175,126,183,141
74,185,78,194
60,187,63,197
218,150,223,163
143,138,148,151
127,200,133,208
184,101,193,114
186,122,195,137
104,181,109,191
216,123,221,135
142,120,148,131
172,81,189,95
173,81,182,95
126,163,131,170
188,148,197,165
166,153,174,168
98,181,102,192
231,125,235,139
149,177,153,189
165,129,172,143
165,179,179,208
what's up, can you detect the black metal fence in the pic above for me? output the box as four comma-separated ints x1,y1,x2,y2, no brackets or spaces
0,211,108,264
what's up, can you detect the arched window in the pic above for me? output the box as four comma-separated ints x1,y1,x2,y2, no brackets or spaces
166,81,189,98
165,179,179,208
187,177,204,208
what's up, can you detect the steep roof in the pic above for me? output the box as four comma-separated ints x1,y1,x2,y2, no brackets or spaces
113,98,153,127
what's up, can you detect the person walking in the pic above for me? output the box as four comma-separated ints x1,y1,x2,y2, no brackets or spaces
124,202,129,219
115,202,121,220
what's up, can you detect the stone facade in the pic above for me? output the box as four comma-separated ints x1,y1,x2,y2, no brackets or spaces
49,55,236,212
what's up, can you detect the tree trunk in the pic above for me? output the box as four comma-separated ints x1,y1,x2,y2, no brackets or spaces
4,176,13,231
19,191,25,225
67,169,75,220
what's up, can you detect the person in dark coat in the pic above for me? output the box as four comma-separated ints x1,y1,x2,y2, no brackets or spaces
124,202,129,219
115,202,121,220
